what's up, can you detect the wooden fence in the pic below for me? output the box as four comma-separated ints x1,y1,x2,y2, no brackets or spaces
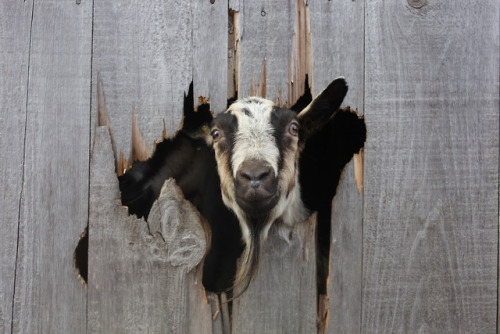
0,0,498,333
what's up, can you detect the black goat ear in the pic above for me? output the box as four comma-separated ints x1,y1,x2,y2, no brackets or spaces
297,77,348,141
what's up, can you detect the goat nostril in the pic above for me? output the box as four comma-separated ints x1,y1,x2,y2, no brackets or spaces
238,161,273,188
241,172,252,181
240,170,269,184
258,171,270,180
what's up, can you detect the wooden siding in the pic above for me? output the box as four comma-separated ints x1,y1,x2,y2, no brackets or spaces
0,1,498,333
362,2,499,332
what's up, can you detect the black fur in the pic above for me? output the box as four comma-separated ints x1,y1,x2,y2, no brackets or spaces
270,107,298,172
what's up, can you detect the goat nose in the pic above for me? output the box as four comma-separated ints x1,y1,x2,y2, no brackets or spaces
238,162,272,189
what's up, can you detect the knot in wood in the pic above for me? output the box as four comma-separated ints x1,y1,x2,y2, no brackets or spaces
147,179,208,272
407,0,426,8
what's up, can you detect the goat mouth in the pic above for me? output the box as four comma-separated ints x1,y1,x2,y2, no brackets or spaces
236,193,279,215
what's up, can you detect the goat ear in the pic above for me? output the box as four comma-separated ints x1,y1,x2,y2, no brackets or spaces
297,77,348,141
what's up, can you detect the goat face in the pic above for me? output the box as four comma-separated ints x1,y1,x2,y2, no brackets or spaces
210,97,301,219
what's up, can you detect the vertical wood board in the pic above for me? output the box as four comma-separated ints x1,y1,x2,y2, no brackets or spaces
12,1,92,333
237,0,295,104
362,1,499,332
327,163,364,334
232,215,317,334
92,0,194,159
0,2,33,333
192,0,229,113
309,1,365,333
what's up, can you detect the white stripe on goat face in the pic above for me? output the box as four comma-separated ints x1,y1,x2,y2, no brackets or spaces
229,98,280,178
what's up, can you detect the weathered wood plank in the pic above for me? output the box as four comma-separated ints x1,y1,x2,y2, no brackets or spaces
207,293,224,334
232,215,317,334
192,0,228,113
88,126,213,333
309,1,365,333
92,0,194,159
236,0,298,104
11,1,92,332
326,162,363,334
362,1,499,333
0,2,32,333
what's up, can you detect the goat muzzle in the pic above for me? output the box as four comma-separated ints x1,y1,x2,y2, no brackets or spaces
234,159,279,216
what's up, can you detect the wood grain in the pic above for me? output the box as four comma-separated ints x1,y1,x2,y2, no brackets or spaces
11,1,92,332
192,0,228,113
88,126,213,333
92,0,194,158
362,1,499,332
0,2,33,333
232,215,317,334
309,1,365,333
327,162,364,334
237,0,296,104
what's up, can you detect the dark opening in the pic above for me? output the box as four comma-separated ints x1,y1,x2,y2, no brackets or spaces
74,227,88,284
293,75,366,295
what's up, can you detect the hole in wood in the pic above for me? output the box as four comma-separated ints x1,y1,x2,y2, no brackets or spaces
74,227,88,285
119,83,243,294
293,76,367,296
118,76,366,299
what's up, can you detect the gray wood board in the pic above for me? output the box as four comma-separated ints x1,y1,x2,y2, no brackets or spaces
92,0,185,157
88,126,214,333
328,162,363,334
11,1,92,332
237,0,296,104
192,0,229,113
309,1,365,333
0,2,32,333
92,0,225,160
362,1,499,333
232,215,317,334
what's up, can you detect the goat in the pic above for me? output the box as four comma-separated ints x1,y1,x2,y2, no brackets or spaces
119,78,366,296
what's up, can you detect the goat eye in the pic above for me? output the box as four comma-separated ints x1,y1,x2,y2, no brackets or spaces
211,129,221,142
289,122,299,136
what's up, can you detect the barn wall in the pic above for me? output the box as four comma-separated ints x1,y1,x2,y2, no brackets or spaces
0,1,498,333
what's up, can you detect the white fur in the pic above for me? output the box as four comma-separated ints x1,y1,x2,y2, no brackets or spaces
221,97,308,237
229,98,280,177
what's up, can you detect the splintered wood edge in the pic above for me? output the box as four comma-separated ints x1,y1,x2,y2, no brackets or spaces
96,75,123,175
95,79,209,272
354,149,364,194
130,109,152,163
287,0,312,107
97,73,110,127
317,294,330,334
91,126,215,332
295,212,317,261
92,125,209,273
